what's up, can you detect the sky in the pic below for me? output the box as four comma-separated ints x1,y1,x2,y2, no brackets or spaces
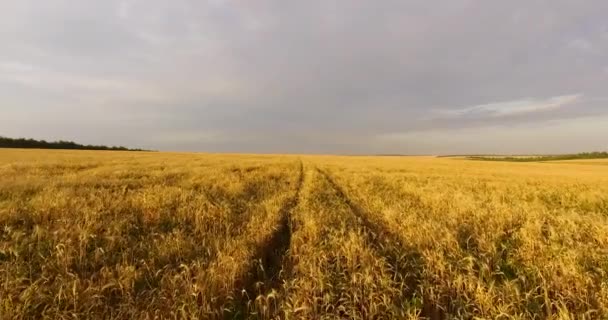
1,0,607,154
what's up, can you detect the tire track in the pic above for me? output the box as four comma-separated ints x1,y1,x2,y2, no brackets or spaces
231,160,304,319
316,167,444,320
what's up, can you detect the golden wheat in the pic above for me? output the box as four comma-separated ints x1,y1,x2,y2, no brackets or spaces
1,149,607,319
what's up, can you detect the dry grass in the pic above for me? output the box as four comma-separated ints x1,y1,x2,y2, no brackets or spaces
1,149,607,319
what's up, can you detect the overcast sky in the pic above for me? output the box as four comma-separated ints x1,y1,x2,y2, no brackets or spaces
1,1,607,154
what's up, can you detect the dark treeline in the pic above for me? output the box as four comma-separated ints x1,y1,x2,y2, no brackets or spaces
0,136,151,151
467,152,608,162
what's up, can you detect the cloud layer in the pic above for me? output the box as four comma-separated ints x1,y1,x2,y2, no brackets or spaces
1,1,607,153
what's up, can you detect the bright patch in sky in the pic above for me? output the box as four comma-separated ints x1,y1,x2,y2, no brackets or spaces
436,94,582,118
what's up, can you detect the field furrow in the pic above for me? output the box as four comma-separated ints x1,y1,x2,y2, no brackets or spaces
279,167,413,319
316,167,440,318
230,160,304,319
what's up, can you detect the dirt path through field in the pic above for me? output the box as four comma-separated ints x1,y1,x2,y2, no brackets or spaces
316,167,443,319
233,160,304,317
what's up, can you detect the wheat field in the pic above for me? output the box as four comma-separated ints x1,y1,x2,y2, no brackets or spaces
1,149,607,319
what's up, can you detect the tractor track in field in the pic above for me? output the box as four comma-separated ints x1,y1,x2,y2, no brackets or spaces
316,167,444,320
231,160,304,319
315,167,407,251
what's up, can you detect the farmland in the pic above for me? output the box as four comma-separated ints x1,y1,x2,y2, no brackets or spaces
1,149,608,319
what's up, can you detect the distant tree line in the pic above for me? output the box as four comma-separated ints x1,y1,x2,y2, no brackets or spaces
467,152,608,162
0,136,151,151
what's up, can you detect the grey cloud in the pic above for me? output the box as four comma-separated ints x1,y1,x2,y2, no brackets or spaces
1,0,607,153
434,94,581,119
